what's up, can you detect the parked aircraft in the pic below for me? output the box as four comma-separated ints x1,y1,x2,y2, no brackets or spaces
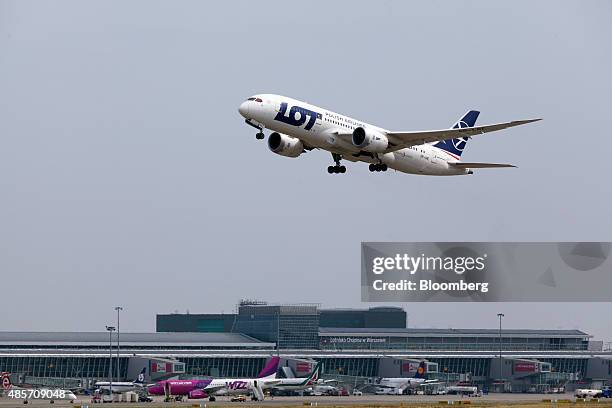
147,356,280,401
95,367,147,393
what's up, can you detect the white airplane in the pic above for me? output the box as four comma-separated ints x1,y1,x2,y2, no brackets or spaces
95,367,146,393
375,362,440,395
272,361,322,392
147,356,281,401
238,94,540,175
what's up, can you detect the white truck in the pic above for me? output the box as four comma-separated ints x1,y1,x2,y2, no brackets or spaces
374,387,401,395
575,389,603,398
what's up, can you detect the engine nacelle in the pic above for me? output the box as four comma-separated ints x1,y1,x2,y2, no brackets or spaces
352,127,388,152
188,389,208,399
267,132,304,158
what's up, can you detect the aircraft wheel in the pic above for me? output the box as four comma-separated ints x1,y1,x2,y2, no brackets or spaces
255,132,264,140
368,163,375,172
327,166,334,174
381,164,388,171
340,165,346,173
209,396,216,401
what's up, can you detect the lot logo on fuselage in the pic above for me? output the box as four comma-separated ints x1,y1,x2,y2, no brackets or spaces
274,102,321,131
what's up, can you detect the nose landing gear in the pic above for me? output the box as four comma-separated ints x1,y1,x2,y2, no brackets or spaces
245,119,265,140
327,153,347,174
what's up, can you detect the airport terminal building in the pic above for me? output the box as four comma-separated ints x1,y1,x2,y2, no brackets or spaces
2,301,611,392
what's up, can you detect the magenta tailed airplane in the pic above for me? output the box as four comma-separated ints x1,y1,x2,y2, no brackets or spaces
147,356,280,401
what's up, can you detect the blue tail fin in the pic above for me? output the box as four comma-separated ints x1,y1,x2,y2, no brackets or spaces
134,367,146,383
433,110,480,158
414,361,427,379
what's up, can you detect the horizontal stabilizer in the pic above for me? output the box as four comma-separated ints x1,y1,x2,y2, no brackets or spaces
449,162,516,168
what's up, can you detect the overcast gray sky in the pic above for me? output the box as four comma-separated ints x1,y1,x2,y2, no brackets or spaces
1,1,611,343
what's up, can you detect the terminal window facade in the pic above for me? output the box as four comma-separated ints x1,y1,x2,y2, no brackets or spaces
538,358,589,379
178,357,267,378
427,358,491,379
318,357,379,378
320,335,589,351
0,357,128,383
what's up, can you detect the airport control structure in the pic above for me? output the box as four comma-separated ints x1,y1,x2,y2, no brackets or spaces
1,300,611,393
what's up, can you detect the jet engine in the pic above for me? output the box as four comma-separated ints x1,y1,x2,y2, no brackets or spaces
188,389,208,399
352,127,388,152
268,132,304,158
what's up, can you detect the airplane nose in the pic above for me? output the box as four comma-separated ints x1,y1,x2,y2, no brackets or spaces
238,101,250,118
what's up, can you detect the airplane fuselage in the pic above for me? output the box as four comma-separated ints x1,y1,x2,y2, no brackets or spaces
148,377,276,397
272,377,317,391
205,378,274,394
239,94,468,176
95,381,140,393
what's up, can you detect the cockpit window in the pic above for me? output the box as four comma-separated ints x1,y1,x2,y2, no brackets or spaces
255,98,263,102
247,97,256,101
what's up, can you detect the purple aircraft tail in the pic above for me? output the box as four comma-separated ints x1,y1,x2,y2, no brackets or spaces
257,356,280,378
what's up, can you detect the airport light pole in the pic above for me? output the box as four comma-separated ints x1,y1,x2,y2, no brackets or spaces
276,311,280,352
114,306,123,381
106,326,116,399
497,313,505,389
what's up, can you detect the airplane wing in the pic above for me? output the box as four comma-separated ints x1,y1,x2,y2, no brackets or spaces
315,379,338,385
449,162,516,168
385,118,541,152
202,385,228,395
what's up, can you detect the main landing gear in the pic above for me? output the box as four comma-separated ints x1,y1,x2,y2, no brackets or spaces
327,153,346,174
369,162,388,172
